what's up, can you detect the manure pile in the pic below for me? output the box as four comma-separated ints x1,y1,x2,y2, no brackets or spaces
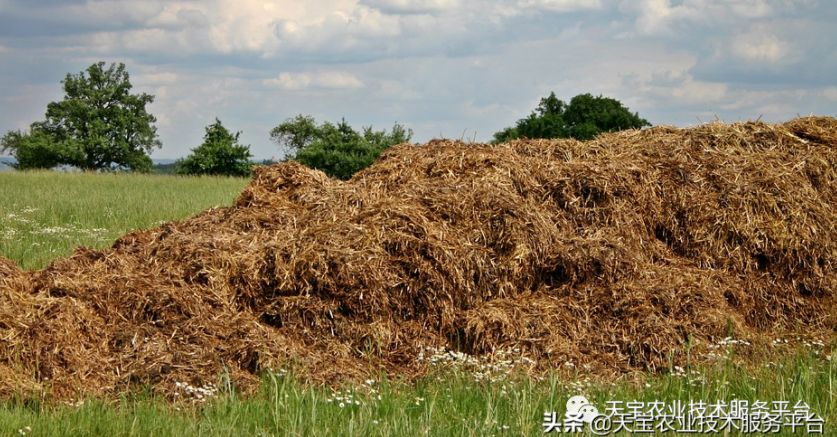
1,117,837,399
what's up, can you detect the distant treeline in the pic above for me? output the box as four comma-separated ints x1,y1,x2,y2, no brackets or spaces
152,159,278,175
2,60,649,180
2,159,277,176
151,162,178,174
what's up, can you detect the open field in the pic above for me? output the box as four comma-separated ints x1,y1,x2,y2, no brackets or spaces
0,171,249,270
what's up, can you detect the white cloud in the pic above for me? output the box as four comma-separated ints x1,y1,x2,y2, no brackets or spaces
360,0,460,14
136,71,179,86
651,77,728,105
85,0,320,54
273,6,402,53
146,6,209,29
205,1,288,53
729,0,774,19
618,0,790,37
730,29,792,64
824,87,837,101
263,71,364,90
516,0,601,12
623,68,728,106
717,89,808,116
619,0,695,36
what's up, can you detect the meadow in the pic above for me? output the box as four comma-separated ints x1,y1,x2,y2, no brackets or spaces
0,170,249,270
0,170,834,436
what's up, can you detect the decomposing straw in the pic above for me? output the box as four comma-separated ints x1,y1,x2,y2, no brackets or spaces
0,117,835,399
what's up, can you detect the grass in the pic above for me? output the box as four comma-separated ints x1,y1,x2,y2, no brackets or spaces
0,170,834,435
0,349,833,436
0,170,249,270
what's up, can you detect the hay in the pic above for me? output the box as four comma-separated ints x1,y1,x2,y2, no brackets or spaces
1,117,836,400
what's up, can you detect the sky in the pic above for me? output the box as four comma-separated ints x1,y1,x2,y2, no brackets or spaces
0,0,835,160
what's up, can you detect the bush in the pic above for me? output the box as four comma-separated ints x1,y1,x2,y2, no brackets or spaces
271,116,412,180
175,118,253,177
493,92,651,143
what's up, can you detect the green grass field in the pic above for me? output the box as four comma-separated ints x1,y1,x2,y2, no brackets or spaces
0,170,249,270
0,353,833,436
0,171,834,436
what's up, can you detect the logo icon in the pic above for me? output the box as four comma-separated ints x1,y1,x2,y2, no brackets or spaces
566,395,599,423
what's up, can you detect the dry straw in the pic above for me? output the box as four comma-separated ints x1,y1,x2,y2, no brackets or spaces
1,117,835,400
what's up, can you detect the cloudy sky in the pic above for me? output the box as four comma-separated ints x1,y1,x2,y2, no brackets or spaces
1,0,835,160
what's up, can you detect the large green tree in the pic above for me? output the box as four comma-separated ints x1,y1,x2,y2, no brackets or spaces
175,118,253,177
493,92,650,143
271,115,412,180
2,62,162,172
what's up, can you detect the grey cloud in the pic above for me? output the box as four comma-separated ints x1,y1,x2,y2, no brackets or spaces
0,1,165,40
0,16,92,38
1,0,87,8
603,1,837,89
147,8,209,31
648,69,688,87
177,9,208,27
688,20,837,87
268,1,606,65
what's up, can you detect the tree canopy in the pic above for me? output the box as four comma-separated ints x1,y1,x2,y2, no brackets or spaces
493,92,651,143
270,114,319,156
0,129,78,170
271,115,413,180
1,62,161,172
175,118,253,177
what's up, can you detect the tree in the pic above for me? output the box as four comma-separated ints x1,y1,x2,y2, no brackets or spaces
1,128,85,170
493,92,650,143
271,115,413,180
563,94,651,140
1,130,59,170
175,118,253,177
270,114,318,157
40,62,161,171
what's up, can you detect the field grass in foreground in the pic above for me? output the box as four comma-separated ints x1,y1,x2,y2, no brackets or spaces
0,347,834,436
0,170,834,436
0,170,250,270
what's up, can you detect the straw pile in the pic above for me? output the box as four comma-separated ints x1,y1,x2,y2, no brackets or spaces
1,116,836,399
